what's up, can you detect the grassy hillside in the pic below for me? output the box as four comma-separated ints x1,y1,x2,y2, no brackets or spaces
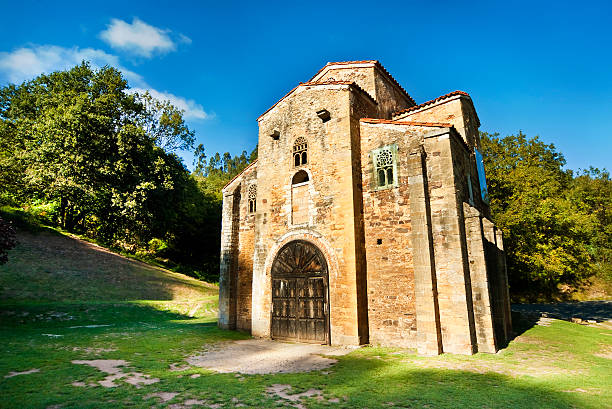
0,229,217,314
1,228,611,408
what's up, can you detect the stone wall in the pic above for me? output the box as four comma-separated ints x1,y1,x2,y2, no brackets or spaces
236,167,258,331
218,163,257,331
314,62,413,119
422,129,478,355
251,83,377,345
291,183,309,225
394,96,479,148
360,122,423,347
218,186,238,330
372,69,412,119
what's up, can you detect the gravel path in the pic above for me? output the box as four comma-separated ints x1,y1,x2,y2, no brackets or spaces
186,339,358,374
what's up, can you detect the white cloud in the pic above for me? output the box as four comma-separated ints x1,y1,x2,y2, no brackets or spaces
100,18,177,58
178,34,192,45
0,44,145,86
130,87,211,121
0,44,211,122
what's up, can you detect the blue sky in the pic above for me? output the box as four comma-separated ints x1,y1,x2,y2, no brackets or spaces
1,0,610,171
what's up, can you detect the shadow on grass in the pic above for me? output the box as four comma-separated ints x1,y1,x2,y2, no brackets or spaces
263,355,594,409
1,348,592,409
0,300,222,331
505,310,539,342
513,301,612,323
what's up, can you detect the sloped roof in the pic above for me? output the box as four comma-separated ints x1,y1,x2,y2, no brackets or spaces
222,160,258,191
309,60,417,106
360,118,453,127
392,90,480,127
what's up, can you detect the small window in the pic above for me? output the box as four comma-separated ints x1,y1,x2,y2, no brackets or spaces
270,130,280,140
248,185,257,213
372,145,397,189
317,109,331,123
292,170,309,185
467,173,474,205
293,137,308,167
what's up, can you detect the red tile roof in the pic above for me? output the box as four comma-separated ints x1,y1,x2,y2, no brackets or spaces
301,80,353,85
392,90,471,117
360,118,453,128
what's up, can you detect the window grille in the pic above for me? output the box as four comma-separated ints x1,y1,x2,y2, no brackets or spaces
248,185,257,213
372,145,397,189
293,137,307,167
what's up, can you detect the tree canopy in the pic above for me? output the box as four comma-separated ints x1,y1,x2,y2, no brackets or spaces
480,131,611,300
0,62,255,279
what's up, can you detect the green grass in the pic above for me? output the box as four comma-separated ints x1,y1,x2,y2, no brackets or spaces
0,229,216,303
1,229,611,408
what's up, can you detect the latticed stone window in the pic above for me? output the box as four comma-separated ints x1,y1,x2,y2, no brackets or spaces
293,137,307,167
371,144,398,190
248,185,257,213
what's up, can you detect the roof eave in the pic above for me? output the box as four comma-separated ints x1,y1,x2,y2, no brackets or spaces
222,160,258,192
392,91,480,127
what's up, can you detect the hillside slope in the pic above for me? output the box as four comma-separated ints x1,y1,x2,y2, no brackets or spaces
0,229,218,304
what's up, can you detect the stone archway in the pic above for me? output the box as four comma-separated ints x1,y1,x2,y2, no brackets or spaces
270,240,329,344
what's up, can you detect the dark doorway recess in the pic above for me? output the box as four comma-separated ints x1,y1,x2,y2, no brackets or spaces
270,240,329,344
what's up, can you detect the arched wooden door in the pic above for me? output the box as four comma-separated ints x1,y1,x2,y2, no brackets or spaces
270,240,329,344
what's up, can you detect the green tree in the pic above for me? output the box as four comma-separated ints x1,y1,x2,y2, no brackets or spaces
0,62,195,245
480,131,600,300
568,168,612,283
0,61,259,281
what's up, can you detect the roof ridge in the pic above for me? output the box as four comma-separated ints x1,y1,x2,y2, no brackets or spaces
323,60,379,66
372,62,416,106
300,80,353,85
360,118,453,127
392,90,470,117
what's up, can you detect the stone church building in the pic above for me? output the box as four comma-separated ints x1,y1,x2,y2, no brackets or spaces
218,60,512,355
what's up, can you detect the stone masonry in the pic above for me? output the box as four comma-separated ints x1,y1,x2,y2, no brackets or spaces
218,60,512,355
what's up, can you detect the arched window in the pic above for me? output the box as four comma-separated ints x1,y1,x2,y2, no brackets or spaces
372,145,397,189
293,137,307,167
248,185,257,213
292,170,309,185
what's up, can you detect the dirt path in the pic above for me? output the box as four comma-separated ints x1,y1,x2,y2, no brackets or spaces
186,339,358,374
